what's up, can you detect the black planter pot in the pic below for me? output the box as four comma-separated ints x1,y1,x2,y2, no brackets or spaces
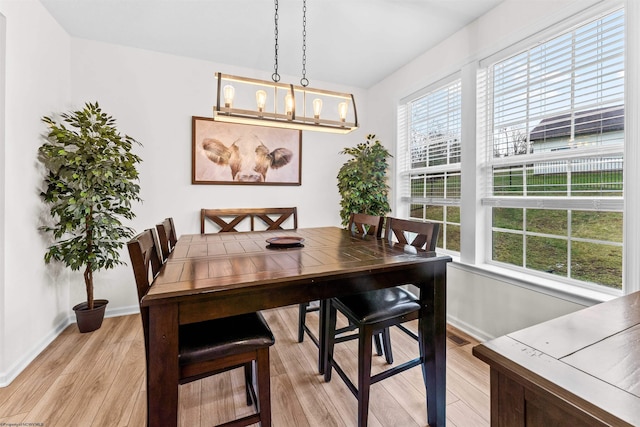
73,299,109,333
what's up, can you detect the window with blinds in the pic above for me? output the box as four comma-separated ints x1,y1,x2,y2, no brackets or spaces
480,8,624,290
399,78,461,251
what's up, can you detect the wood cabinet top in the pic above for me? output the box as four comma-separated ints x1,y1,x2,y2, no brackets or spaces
473,291,640,426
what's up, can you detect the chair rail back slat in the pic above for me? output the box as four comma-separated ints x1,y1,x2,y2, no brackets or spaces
200,207,297,233
127,229,163,302
348,213,384,239
385,217,440,252
156,217,178,262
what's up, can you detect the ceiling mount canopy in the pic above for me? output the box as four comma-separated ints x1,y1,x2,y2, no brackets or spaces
212,0,358,134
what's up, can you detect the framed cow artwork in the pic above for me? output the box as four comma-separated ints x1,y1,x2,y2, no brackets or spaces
192,117,302,185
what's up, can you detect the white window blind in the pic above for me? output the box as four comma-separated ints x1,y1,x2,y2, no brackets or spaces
398,77,462,252
399,78,462,204
483,8,624,209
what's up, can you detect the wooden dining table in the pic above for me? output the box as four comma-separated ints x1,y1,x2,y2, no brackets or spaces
141,226,452,426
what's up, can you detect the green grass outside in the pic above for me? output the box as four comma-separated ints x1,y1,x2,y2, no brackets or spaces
410,169,624,289
493,168,623,197
493,208,622,289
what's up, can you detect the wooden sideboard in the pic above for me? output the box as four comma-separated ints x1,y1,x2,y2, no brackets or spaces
473,291,640,426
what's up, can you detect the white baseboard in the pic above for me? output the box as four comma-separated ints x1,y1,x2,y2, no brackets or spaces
447,314,494,343
105,304,139,319
0,316,70,387
0,305,140,387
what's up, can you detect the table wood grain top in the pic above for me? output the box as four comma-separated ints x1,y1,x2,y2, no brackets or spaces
473,291,640,426
143,227,451,305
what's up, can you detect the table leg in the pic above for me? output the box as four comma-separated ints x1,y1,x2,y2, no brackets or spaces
147,304,180,427
318,299,328,374
419,263,447,427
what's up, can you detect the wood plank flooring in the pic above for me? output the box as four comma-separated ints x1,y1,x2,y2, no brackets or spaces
0,305,489,426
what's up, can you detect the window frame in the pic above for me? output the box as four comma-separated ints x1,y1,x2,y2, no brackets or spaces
477,5,625,296
398,73,462,253
394,0,639,300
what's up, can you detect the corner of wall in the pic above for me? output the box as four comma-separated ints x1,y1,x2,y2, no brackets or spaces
0,11,7,386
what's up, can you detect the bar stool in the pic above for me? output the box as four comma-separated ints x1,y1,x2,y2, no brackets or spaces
324,217,440,427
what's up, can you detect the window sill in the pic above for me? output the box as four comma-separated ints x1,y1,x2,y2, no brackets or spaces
447,258,620,307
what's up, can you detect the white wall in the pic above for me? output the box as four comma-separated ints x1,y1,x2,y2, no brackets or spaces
0,0,71,385
0,11,6,380
446,265,585,341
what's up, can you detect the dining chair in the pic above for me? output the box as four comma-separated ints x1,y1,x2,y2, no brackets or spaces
298,213,391,358
156,217,177,263
127,229,275,427
323,217,440,427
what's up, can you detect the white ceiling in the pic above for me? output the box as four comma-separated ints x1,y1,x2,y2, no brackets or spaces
40,0,504,89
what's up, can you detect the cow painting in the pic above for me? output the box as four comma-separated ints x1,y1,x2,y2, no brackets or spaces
201,135,293,182
192,118,301,185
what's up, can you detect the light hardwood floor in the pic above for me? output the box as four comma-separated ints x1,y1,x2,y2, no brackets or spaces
0,305,489,426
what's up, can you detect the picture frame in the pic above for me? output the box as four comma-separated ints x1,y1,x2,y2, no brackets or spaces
192,117,302,185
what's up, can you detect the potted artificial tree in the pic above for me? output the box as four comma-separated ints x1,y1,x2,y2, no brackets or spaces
38,102,142,333
337,134,392,227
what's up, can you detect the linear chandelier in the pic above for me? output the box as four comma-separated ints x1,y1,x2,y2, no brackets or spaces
212,0,358,134
213,73,358,134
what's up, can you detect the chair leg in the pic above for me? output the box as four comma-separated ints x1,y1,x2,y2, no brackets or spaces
358,324,374,427
382,327,393,364
256,347,272,427
373,333,383,356
298,303,307,343
324,302,338,382
244,362,253,405
371,330,393,362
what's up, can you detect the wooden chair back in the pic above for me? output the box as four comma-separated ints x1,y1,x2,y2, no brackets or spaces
127,229,163,302
156,217,177,262
385,217,440,252
201,207,298,233
348,213,384,239
127,228,163,357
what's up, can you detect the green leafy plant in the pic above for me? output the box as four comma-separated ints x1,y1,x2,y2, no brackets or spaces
337,134,392,227
39,102,143,310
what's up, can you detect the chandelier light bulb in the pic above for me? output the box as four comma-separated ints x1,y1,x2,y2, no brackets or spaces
338,101,348,122
256,90,267,113
313,98,323,119
223,85,235,108
285,93,294,116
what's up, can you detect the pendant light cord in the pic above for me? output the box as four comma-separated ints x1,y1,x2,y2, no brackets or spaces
300,0,309,87
272,0,280,82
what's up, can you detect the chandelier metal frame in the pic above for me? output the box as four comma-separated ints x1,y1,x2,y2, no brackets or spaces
212,0,358,134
